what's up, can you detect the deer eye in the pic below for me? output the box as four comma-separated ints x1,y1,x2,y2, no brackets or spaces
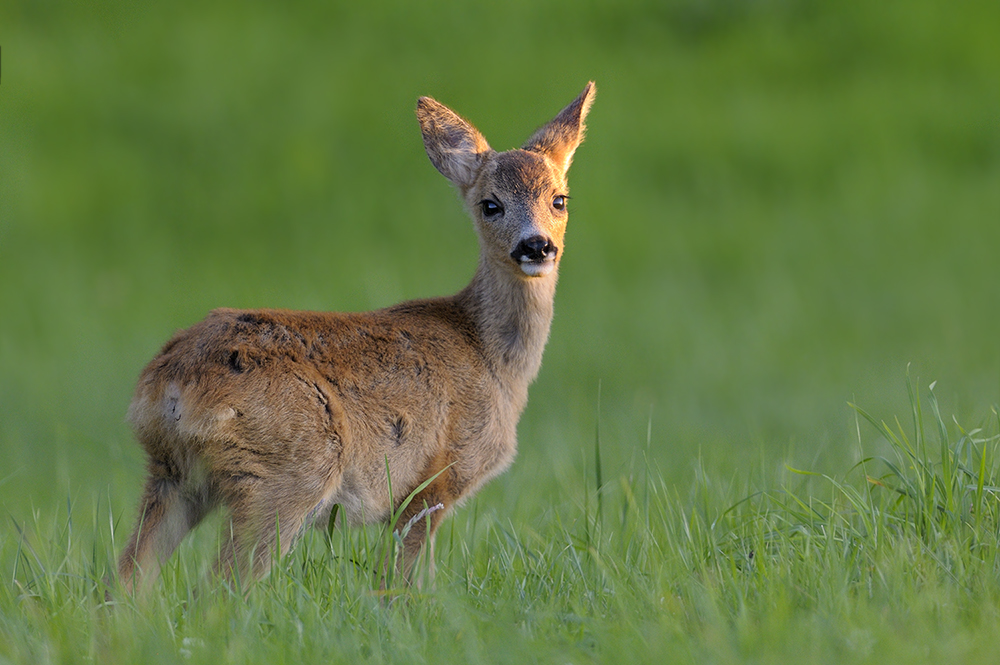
480,199,503,217
552,195,567,211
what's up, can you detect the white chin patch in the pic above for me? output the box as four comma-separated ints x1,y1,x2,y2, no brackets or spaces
519,260,555,277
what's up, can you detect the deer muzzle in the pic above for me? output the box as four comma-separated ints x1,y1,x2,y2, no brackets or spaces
511,235,559,276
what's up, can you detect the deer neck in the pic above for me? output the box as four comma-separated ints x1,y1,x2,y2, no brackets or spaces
458,255,558,398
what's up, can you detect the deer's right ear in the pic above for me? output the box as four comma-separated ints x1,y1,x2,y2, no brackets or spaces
522,82,596,175
417,97,492,190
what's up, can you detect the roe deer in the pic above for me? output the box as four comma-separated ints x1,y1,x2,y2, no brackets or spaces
116,82,596,594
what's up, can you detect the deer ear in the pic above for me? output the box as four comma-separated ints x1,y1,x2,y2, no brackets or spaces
522,82,596,174
417,97,493,189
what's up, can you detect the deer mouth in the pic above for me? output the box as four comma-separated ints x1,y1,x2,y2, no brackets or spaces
515,257,557,277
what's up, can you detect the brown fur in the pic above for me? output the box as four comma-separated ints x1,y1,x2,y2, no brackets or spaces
116,82,596,594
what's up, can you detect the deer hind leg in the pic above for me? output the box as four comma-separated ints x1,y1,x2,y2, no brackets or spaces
117,462,214,595
213,473,333,587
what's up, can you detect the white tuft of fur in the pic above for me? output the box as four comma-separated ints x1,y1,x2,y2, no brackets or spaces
519,260,556,277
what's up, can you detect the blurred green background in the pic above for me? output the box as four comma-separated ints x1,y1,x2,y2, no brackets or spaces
1,0,998,520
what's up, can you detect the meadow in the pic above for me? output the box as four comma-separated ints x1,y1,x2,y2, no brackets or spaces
2,0,999,662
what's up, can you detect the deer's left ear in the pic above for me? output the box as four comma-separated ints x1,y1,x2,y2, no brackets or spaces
417,96,493,190
522,82,596,175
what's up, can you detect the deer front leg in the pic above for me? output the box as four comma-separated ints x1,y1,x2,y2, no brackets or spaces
396,496,450,588
380,464,461,589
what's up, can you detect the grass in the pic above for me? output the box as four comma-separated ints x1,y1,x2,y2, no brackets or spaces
2,0,1000,661
4,380,1000,663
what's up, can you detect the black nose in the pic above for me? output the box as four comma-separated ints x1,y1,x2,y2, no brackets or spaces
511,235,557,263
